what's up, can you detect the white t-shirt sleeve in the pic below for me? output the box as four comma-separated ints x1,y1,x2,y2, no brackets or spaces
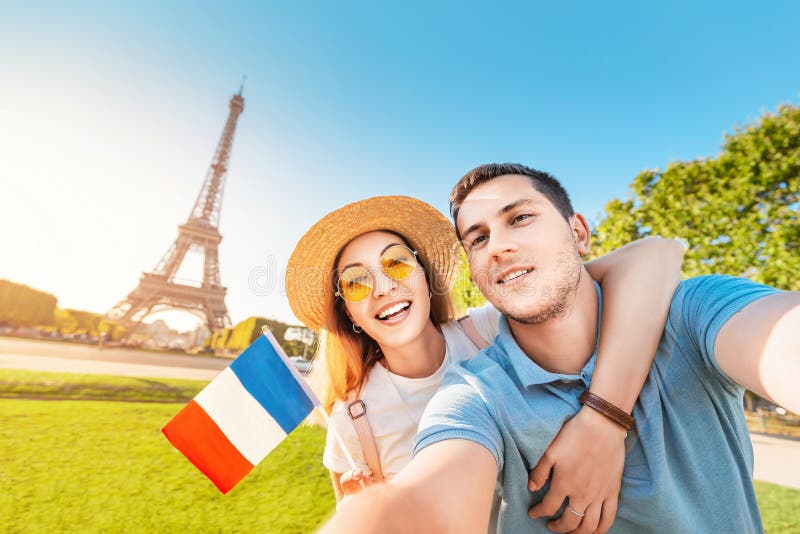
466,302,501,342
322,401,369,474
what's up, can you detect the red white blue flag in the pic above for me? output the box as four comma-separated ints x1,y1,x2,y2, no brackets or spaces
162,330,319,493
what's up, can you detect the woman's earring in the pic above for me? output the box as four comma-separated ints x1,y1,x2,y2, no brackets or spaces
352,324,363,334
429,291,433,299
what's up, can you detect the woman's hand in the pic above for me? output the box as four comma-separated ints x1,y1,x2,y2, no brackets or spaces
339,468,375,496
528,406,627,533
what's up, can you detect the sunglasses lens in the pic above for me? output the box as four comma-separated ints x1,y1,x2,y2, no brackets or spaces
382,245,417,281
338,267,372,302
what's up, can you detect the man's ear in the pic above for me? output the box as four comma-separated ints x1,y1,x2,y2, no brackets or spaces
570,213,591,256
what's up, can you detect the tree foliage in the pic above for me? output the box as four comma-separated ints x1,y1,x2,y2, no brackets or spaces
0,280,57,327
209,316,310,355
284,326,318,357
592,104,799,290
98,319,128,341
450,249,486,314
281,340,306,357
53,308,79,333
226,317,289,352
209,328,232,351
63,309,103,336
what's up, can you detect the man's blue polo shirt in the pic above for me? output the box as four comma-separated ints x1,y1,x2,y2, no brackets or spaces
414,275,779,533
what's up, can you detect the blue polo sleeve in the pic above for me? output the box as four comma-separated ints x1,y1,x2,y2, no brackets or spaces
669,275,780,394
412,364,504,472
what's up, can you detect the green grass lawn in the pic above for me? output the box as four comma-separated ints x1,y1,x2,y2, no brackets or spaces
755,481,800,533
0,368,207,403
0,398,335,533
1,370,799,532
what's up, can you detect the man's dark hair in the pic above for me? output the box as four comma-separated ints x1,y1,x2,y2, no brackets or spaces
449,163,575,238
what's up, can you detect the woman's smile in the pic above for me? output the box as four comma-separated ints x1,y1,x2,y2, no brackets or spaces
375,300,412,322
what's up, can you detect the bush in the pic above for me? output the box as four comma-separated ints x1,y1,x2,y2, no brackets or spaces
0,280,57,328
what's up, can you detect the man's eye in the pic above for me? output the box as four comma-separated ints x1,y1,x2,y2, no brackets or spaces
512,213,532,224
470,235,487,248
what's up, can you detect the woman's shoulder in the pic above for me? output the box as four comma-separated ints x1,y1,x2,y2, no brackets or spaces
464,302,501,340
329,365,387,416
442,302,501,353
328,397,352,428
466,301,500,323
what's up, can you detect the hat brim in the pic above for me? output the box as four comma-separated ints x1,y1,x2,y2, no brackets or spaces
286,196,460,331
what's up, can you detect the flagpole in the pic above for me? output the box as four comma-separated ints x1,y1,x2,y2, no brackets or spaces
316,408,367,489
260,326,367,489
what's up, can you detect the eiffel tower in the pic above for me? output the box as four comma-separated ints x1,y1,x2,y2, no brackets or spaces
107,88,245,333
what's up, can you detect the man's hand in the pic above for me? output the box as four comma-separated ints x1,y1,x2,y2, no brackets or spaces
528,406,627,534
322,439,497,534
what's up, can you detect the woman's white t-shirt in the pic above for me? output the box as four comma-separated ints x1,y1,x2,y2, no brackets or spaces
322,304,501,476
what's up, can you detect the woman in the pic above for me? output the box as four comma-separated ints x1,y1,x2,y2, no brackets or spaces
285,196,683,521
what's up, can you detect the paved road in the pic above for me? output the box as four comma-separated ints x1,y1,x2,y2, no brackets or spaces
751,432,800,490
2,337,799,489
0,337,228,380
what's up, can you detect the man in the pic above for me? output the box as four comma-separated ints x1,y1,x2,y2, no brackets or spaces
323,163,800,533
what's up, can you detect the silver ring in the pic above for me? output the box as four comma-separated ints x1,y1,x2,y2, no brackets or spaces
566,505,585,519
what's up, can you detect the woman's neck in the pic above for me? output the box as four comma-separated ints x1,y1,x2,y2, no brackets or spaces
379,320,446,378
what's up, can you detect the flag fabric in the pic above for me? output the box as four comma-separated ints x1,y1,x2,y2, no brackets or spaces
162,330,320,494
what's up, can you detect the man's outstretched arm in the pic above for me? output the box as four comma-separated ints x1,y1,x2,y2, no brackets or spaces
715,290,800,413
321,438,497,534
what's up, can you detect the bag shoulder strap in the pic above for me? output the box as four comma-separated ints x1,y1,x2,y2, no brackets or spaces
345,390,384,482
458,314,490,350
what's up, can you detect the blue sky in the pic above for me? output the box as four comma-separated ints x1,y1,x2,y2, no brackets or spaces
2,1,799,330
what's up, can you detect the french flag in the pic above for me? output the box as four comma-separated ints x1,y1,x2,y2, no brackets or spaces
162,330,320,494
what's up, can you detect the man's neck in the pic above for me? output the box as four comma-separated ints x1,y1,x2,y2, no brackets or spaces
507,269,599,375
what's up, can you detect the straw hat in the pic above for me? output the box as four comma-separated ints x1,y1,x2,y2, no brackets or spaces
286,196,460,331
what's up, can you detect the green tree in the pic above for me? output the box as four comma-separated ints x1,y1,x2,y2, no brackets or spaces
97,319,115,335
282,339,304,357
212,328,232,351
0,280,57,327
227,317,270,352
263,319,290,348
110,325,129,342
284,326,318,358
450,250,486,315
224,316,295,353
63,309,103,336
54,308,79,334
592,104,800,290
98,319,127,341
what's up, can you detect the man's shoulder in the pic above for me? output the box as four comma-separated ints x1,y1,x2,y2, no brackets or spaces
433,344,520,420
673,274,778,297
661,274,780,391
445,343,510,386
416,346,508,467
427,344,518,417
669,274,779,319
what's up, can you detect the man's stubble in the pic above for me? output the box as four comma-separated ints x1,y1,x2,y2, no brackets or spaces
498,238,583,326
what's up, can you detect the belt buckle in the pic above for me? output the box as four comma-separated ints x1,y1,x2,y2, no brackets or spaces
347,399,367,420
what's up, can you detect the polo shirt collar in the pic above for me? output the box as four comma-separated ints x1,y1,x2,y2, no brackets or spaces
495,281,602,388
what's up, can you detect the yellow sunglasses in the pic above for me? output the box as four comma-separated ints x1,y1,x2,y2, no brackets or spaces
335,244,419,303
